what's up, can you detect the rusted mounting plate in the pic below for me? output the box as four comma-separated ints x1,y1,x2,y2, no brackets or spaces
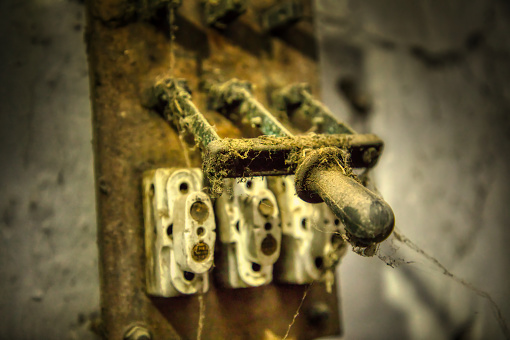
86,0,342,338
151,282,340,339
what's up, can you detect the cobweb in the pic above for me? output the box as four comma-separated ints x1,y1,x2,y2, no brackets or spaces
302,207,510,340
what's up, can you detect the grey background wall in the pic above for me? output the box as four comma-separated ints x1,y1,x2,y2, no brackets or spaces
0,1,98,339
318,1,510,339
0,0,508,339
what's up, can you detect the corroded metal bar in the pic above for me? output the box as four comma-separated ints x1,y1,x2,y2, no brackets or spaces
209,79,293,137
276,83,355,135
203,133,384,178
152,79,221,148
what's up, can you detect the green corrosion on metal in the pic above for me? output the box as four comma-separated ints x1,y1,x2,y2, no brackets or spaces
238,91,292,137
276,83,356,135
209,79,293,137
156,79,221,148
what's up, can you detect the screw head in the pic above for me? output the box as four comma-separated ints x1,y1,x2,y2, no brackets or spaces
258,198,274,217
190,201,209,223
124,326,151,340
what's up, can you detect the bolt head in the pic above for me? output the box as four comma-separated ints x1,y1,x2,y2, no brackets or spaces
306,302,331,327
362,147,379,165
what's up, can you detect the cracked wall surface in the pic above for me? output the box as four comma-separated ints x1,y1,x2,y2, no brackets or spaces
1,0,509,339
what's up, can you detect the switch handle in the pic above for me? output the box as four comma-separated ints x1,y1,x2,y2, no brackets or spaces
295,148,394,246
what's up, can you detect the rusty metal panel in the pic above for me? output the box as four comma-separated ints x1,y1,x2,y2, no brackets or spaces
86,0,341,338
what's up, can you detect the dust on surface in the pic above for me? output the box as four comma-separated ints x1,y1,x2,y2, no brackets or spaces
201,134,360,197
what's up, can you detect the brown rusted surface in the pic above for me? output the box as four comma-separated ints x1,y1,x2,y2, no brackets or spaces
86,0,341,338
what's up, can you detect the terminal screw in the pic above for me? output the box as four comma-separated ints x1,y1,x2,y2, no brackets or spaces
124,325,151,340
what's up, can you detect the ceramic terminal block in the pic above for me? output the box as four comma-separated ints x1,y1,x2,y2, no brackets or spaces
142,168,216,297
271,176,347,285
215,177,282,288
172,191,215,275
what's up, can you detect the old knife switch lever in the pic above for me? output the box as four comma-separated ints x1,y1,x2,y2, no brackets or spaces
208,78,292,138
295,147,394,249
149,77,394,262
216,177,282,288
208,79,395,249
275,83,356,135
142,168,216,297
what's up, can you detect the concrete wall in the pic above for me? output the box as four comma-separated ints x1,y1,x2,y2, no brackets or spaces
0,1,98,339
0,0,509,339
318,0,510,339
